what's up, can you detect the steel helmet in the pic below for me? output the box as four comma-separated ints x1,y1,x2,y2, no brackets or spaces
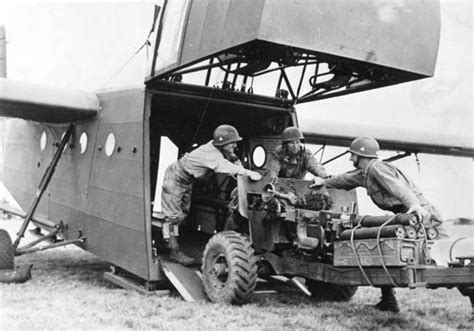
212,125,242,146
349,136,379,158
282,126,304,143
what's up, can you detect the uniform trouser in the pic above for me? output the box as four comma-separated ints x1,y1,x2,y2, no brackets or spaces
161,162,194,227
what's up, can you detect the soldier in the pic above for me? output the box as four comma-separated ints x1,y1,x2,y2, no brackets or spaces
268,126,328,182
161,125,261,265
226,126,329,231
319,136,444,312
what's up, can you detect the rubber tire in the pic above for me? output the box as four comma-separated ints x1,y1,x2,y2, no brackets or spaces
0,229,14,270
306,279,358,302
202,231,257,305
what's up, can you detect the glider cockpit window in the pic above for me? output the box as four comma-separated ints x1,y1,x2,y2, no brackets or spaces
148,0,190,78
145,1,439,103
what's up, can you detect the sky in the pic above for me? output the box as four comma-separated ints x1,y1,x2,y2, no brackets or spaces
0,0,472,220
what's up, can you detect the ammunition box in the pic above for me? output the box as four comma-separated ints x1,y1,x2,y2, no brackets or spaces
334,238,430,267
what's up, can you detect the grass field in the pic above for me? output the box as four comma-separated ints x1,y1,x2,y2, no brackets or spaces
0,218,472,330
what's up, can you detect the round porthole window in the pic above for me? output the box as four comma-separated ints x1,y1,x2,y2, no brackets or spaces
40,131,47,151
105,133,116,157
79,132,88,154
252,145,266,168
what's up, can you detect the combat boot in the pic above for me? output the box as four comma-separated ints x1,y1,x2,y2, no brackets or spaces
375,287,400,313
168,236,195,266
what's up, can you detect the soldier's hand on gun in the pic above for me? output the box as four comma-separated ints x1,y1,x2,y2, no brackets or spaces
246,170,262,181
407,204,431,224
309,176,325,188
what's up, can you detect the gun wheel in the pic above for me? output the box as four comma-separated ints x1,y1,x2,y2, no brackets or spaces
202,231,257,304
306,279,358,302
0,229,14,270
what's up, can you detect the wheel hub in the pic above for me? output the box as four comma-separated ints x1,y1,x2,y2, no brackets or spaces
212,260,228,278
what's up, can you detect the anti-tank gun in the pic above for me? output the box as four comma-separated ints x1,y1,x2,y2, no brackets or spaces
249,179,436,263
201,175,474,310
257,181,352,254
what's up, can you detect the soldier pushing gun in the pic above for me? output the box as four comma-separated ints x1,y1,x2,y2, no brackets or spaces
161,125,261,265
312,136,445,312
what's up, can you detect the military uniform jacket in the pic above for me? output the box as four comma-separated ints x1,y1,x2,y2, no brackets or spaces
177,140,244,182
161,141,245,222
268,145,328,179
324,159,431,213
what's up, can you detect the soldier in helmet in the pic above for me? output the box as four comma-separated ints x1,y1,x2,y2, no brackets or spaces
268,126,328,182
161,125,261,265
320,136,443,312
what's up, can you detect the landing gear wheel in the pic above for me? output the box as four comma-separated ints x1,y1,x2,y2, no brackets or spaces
202,231,257,304
306,279,358,301
0,229,14,270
